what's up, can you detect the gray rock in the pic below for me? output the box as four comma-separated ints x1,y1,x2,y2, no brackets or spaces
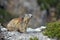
0,25,57,40
0,0,47,28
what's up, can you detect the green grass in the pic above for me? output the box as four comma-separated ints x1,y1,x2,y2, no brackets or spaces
43,21,60,40
0,8,13,25
30,37,39,40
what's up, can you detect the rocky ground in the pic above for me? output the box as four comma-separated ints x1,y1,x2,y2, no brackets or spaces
0,25,56,40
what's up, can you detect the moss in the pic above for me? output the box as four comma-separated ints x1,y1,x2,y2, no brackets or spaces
30,37,39,40
43,21,60,39
0,8,14,24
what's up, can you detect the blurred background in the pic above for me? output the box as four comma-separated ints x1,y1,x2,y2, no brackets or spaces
0,0,60,28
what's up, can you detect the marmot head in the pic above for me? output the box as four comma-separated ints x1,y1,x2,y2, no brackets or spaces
23,14,32,22
25,14,32,18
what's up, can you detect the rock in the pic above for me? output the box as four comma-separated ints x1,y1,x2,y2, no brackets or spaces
0,23,7,32
0,0,47,28
0,25,5,40
1,28,7,32
0,25,56,40
27,26,46,32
